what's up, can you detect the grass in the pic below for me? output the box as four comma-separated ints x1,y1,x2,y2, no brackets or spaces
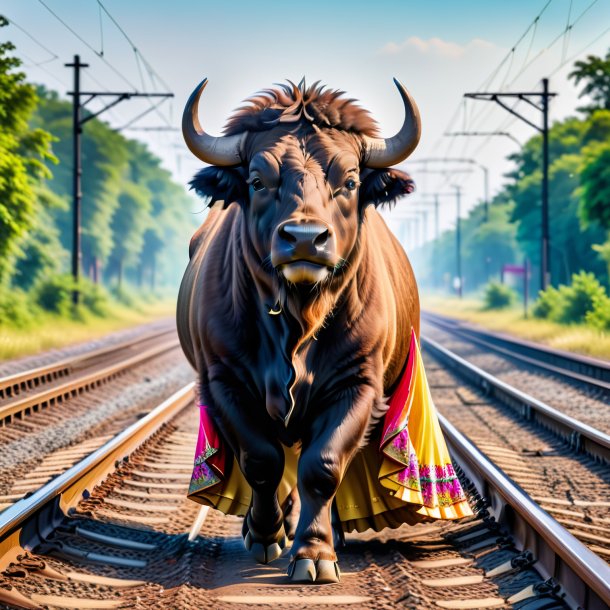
0,299,176,362
422,293,610,361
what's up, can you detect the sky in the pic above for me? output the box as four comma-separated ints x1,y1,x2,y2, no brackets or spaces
4,0,610,243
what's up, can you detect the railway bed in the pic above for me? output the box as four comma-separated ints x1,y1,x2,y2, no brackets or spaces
421,344,610,564
421,313,609,437
422,311,610,392
0,385,607,608
0,326,192,505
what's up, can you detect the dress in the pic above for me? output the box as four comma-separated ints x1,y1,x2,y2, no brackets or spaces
188,329,472,531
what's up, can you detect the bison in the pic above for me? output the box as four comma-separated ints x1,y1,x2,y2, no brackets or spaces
178,78,471,584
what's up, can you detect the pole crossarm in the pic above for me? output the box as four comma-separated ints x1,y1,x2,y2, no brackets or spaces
67,92,174,127
412,168,474,174
464,89,556,133
445,131,522,147
80,94,129,125
408,157,487,171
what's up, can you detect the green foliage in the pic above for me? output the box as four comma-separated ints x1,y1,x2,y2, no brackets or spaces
507,115,607,287
0,17,56,283
0,289,38,328
586,293,610,331
532,286,562,319
569,49,610,113
79,281,110,316
557,271,607,323
12,204,68,290
580,141,610,231
33,274,74,315
533,272,607,324
483,281,515,310
592,238,610,285
32,274,111,318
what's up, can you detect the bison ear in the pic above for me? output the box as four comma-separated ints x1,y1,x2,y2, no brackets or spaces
189,166,247,208
359,168,415,210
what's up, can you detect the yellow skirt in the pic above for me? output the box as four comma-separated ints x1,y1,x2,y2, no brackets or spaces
188,330,473,532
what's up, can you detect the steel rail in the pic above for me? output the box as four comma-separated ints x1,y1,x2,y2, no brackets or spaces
441,414,610,610
422,336,610,464
0,337,180,424
0,325,176,400
0,383,194,547
422,310,610,391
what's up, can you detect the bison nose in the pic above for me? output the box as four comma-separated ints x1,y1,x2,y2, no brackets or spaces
278,223,330,251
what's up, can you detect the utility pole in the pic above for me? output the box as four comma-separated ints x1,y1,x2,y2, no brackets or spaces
434,194,440,289
453,185,463,298
66,55,88,307
464,79,556,290
65,55,173,306
541,79,550,293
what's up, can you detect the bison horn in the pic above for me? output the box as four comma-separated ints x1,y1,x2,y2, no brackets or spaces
182,78,246,166
362,78,421,168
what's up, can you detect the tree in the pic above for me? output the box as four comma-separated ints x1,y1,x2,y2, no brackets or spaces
569,49,610,113
0,16,55,283
580,136,610,286
508,116,607,287
580,141,610,230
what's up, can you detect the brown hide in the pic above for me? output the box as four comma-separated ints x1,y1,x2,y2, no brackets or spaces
177,80,422,569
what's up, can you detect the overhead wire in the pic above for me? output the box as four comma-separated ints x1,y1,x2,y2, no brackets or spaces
428,0,556,170
5,16,59,65
37,0,138,92
95,0,174,129
430,0,608,201
36,0,176,142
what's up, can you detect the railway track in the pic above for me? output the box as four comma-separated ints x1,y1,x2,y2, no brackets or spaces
420,334,610,565
421,312,610,439
0,323,190,509
0,382,607,607
422,310,610,394
0,325,180,425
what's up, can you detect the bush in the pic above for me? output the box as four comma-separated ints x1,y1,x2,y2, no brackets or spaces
79,280,110,316
586,293,610,331
533,285,563,319
533,271,607,324
32,274,115,318
483,281,515,310
33,274,74,315
556,271,606,324
0,289,39,328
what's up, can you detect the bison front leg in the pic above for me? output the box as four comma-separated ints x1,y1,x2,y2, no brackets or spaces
208,379,287,564
289,387,375,584
239,440,288,564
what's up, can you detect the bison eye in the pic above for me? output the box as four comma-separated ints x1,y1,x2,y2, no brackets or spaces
251,178,265,192
345,178,358,191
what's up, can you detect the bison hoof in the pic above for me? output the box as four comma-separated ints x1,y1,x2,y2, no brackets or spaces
288,558,341,584
243,522,287,564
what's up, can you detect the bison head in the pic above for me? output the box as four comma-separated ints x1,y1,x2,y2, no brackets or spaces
184,79,419,288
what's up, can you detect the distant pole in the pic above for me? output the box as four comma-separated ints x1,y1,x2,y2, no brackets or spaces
434,194,440,289
541,78,550,291
66,55,88,306
454,185,462,298
524,258,530,318
483,165,489,222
